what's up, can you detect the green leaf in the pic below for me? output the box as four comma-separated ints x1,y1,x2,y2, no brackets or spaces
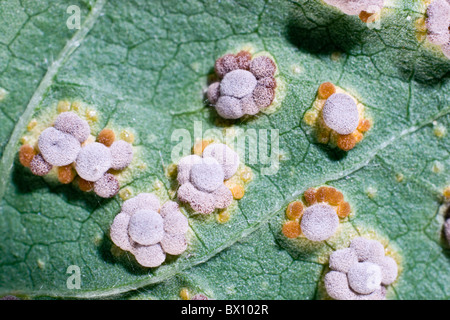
0,0,449,300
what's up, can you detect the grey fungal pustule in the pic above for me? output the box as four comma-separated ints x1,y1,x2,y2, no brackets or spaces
177,143,237,214
109,140,133,170
122,193,160,215
110,213,133,251
38,127,81,166
94,173,120,198
253,85,275,109
163,203,189,235
110,195,189,268
176,155,203,185
347,262,382,295
325,271,359,300
323,0,384,16
207,82,220,105
215,54,239,78
249,56,276,79
53,112,90,143
235,51,252,69
220,70,257,98
300,203,339,241
426,0,450,45
75,142,112,182
442,42,450,59
322,93,359,135
329,248,359,273
133,244,166,268
445,219,450,245
177,182,217,214
202,143,240,180
240,94,259,115
216,96,244,119
208,52,277,119
161,233,187,255
30,154,53,176
189,155,226,193
350,237,385,262
377,256,398,286
128,210,164,245
325,237,398,300
426,0,450,58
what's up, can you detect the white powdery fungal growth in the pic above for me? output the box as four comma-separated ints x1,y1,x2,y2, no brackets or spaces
29,111,133,198
202,143,240,179
322,93,359,135
29,154,52,176
325,237,398,300
110,195,189,268
220,69,257,98
177,143,239,214
32,112,88,173
38,127,81,166
94,173,120,198
37,112,92,167
53,112,90,143
75,142,112,182
323,0,384,15
207,52,277,119
109,140,133,170
445,219,450,245
347,261,382,294
300,203,339,241
426,0,450,59
74,138,133,198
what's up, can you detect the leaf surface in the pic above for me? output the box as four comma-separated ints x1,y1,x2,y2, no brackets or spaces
0,0,448,299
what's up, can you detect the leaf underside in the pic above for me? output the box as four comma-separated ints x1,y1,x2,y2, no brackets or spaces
0,0,449,300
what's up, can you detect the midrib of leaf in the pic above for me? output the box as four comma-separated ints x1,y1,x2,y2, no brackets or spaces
0,0,107,203
29,106,450,299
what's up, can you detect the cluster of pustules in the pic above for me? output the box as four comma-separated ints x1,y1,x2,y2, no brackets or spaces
110,193,189,268
19,112,133,198
283,186,351,241
316,82,371,151
325,237,398,300
207,51,277,119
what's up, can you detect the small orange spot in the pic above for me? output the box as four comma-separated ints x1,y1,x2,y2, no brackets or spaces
286,201,304,220
359,11,374,23
304,188,317,205
337,201,351,218
318,82,336,100
282,221,301,239
19,145,36,168
58,165,75,184
353,130,364,143
316,186,329,203
357,119,371,132
337,134,356,151
230,185,245,200
78,178,94,192
193,140,211,155
97,129,115,147
325,187,344,206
